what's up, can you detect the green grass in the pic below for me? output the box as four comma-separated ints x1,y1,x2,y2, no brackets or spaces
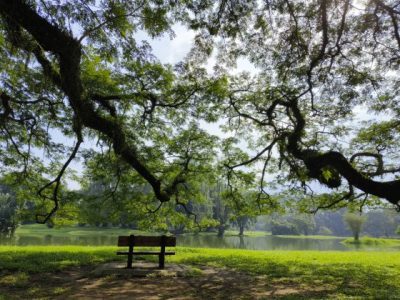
275,234,345,240
225,230,271,237
342,237,400,246
0,245,399,298
0,245,122,272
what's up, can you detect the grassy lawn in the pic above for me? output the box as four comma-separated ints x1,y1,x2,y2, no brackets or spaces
342,237,400,246
275,234,345,240
0,245,399,299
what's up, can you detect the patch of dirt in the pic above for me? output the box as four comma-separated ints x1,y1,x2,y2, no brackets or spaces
0,262,333,300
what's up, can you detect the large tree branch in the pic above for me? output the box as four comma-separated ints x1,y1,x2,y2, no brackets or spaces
285,96,400,205
0,0,176,205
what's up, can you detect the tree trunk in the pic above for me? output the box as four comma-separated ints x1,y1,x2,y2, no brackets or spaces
354,232,359,242
239,224,244,236
217,225,225,237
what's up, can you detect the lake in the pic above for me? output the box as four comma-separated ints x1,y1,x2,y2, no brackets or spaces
1,229,397,251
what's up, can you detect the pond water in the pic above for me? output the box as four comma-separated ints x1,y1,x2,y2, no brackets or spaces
1,233,397,251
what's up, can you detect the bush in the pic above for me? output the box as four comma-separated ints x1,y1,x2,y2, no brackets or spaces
318,226,333,236
270,221,299,235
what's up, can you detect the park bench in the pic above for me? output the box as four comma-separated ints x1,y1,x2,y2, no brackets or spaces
117,235,176,269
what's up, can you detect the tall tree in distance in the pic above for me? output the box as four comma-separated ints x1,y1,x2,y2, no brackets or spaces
344,212,367,242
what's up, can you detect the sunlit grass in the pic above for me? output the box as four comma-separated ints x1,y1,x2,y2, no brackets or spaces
342,237,400,246
0,245,122,272
0,245,399,298
275,234,345,240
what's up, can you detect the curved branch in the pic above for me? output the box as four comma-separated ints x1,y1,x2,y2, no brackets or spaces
286,96,400,205
0,0,176,208
36,134,82,224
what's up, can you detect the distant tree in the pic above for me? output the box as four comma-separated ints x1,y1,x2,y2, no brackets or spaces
270,220,298,236
289,214,316,236
234,216,255,236
363,210,399,237
396,226,400,236
210,182,230,238
344,213,367,242
315,209,350,237
269,213,316,236
0,192,18,236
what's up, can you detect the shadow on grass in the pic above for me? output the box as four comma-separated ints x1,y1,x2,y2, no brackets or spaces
1,248,399,299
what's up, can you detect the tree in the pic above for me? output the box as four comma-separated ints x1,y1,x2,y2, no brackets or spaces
344,212,366,242
314,209,350,237
0,0,225,223
363,209,399,237
0,192,18,236
205,181,230,237
289,214,316,236
205,0,400,210
269,213,316,236
1,0,400,225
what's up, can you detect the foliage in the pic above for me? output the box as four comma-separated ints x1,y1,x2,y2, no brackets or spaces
208,0,400,209
317,226,333,236
314,209,351,237
343,213,367,242
363,209,399,237
269,213,316,236
0,192,17,236
270,221,298,235
0,0,400,225
0,0,227,224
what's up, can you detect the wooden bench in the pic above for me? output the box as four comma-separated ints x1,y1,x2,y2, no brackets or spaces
117,235,176,269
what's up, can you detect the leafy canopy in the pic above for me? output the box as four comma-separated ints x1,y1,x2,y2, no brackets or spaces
0,0,400,224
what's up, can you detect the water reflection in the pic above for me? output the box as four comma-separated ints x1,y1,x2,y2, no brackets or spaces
1,233,399,251
176,235,349,251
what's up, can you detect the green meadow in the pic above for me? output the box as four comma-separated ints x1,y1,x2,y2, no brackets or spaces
0,245,399,299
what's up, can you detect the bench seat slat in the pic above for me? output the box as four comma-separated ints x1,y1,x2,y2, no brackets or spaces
116,251,175,255
118,235,176,247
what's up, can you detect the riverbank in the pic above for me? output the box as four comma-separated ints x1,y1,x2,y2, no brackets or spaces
1,246,399,299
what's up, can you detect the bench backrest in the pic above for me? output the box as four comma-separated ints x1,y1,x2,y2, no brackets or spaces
118,235,176,247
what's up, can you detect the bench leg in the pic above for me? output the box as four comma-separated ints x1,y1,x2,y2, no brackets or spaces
159,254,165,269
127,253,133,269
127,235,134,269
